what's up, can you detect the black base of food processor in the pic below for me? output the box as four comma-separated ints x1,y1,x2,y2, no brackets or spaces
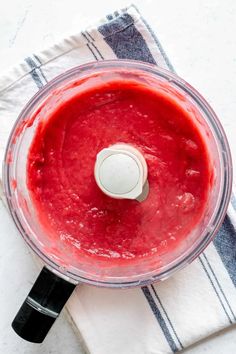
12,267,76,343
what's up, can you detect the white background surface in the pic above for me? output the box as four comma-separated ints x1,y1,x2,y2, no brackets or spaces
0,0,236,353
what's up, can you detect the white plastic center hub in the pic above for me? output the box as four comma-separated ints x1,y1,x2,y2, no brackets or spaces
99,153,140,194
94,144,148,200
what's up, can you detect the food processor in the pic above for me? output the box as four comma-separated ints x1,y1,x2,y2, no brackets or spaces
3,60,232,342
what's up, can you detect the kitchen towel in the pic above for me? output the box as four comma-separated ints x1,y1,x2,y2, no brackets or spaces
0,4,236,354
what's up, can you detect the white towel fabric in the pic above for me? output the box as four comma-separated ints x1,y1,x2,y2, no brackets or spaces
0,5,236,354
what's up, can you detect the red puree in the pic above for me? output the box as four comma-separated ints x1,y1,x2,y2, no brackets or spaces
27,76,211,261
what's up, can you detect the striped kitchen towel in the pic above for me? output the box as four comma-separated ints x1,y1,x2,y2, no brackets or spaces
0,5,236,354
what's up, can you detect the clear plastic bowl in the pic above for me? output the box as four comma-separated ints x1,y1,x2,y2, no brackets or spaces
3,60,232,287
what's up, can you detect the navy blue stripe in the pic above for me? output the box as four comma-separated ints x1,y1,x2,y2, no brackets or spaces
202,253,236,321
82,31,104,60
88,46,98,61
82,32,100,61
87,43,98,60
142,287,179,353
98,13,156,64
25,57,44,89
131,4,174,71
151,285,184,349
90,42,104,60
199,256,232,324
33,54,48,83
85,30,94,41
214,215,236,287
81,32,89,42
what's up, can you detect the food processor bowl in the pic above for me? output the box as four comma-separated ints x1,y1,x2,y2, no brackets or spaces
3,60,232,342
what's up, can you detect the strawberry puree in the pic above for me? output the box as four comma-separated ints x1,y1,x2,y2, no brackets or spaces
27,77,211,261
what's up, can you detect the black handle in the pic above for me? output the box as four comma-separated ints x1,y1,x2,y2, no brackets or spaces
12,266,76,343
